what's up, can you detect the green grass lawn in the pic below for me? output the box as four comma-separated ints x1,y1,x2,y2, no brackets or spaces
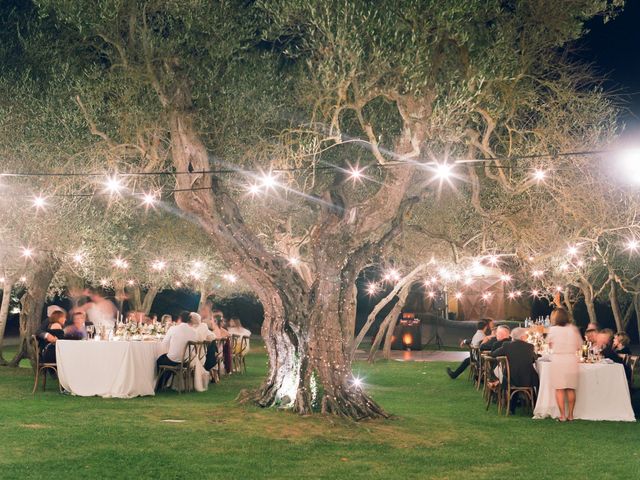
0,345,638,480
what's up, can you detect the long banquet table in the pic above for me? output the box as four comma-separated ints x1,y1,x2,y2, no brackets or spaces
533,360,635,422
56,340,164,398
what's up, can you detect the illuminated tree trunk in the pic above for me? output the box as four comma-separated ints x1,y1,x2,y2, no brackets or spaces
8,255,60,367
126,285,159,314
0,280,14,365
577,278,598,326
609,280,624,332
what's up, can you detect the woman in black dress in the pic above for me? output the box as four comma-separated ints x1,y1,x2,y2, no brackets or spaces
36,311,66,363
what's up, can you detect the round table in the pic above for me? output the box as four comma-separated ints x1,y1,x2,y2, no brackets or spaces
56,340,164,398
533,361,635,422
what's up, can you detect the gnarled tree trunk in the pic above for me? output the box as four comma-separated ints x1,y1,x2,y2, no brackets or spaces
609,280,624,333
577,278,597,326
8,255,60,367
126,285,159,314
0,280,14,365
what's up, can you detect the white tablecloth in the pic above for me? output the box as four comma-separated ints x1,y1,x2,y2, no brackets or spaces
534,361,635,422
56,340,164,398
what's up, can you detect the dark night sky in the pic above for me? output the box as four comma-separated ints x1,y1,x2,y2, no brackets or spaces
576,1,640,133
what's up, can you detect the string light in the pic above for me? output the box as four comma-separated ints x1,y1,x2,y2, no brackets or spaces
366,283,379,296
347,164,365,182
151,259,167,271
21,247,33,258
288,257,300,266
499,273,512,282
99,278,109,286
427,291,436,299
532,270,543,278
481,292,492,301
533,169,546,182
567,245,578,256
113,257,129,269
351,376,363,389
531,289,540,297
223,273,237,283
433,162,453,181
103,175,124,195
141,191,158,208
486,255,499,266
73,252,84,263
174,281,182,287
127,279,135,286
259,171,278,191
19,276,26,283
454,291,463,300
555,286,563,292
246,183,261,197
626,239,639,251
32,195,47,210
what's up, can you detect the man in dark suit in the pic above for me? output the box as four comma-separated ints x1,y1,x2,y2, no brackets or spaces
480,325,511,353
491,327,538,413
597,329,631,381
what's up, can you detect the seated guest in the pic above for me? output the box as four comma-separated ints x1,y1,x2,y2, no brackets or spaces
36,311,66,363
148,313,158,325
613,332,632,355
157,311,198,369
189,312,215,342
63,311,89,340
161,314,173,326
584,327,598,344
491,327,539,413
480,325,511,352
446,320,488,379
597,329,631,380
228,317,251,355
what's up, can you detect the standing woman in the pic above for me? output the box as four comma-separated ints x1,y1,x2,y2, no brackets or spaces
547,308,583,421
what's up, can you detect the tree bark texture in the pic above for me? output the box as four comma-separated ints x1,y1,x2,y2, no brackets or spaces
8,256,60,367
609,281,624,333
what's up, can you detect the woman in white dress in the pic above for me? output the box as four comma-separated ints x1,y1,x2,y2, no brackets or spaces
547,308,583,421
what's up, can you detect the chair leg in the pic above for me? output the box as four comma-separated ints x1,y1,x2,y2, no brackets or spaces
32,368,39,395
42,370,47,392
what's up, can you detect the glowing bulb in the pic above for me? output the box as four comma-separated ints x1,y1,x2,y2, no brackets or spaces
223,273,237,283
141,192,158,208
113,258,128,269
0,277,4,283
487,255,499,266
351,376,363,388
347,164,365,182
424,279,432,287
385,269,400,282
246,183,261,196
73,252,84,263
438,268,450,280
366,283,379,296
288,257,300,266
427,291,436,299
19,276,27,283
152,260,166,271
528,256,535,262
626,239,639,251
193,260,204,270
190,271,202,280
532,270,543,278
21,247,33,258
531,289,540,297
533,169,546,182
127,279,135,286
259,172,278,190
32,195,47,210
508,291,516,300
555,286,563,292
499,273,512,282
433,162,453,181
567,245,578,256
103,175,124,195
175,281,182,287
454,291,463,300
482,292,492,301
100,278,109,286
560,263,569,271
464,277,473,286
577,260,585,267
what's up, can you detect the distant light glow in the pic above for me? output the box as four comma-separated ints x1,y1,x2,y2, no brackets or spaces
73,252,84,263
532,269,543,278
347,164,365,182
383,269,401,282
246,183,261,197
127,279,135,286
576,260,585,267
567,245,578,256
454,291,463,300
482,292,493,301
626,239,639,252
193,260,204,270
555,286,563,292
259,171,278,191
499,273,512,282
141,192,158,208
366,283,379,296
427,291,436,299
351,376,363,389
21,247,33,258
486,255,499,266
99,278,109,286
190,271,202,280
175,281,182,287
531,289,540,297
19,276,27,283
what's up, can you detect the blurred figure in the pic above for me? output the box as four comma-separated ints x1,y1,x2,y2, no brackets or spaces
446,320,488,379
613,332,632,355
189,312,215,342
64,311,89,340
584,325,598,344
161,314,173,326
547,308,582,421
83,287,117,330
36,311,66,363
148,313,159,324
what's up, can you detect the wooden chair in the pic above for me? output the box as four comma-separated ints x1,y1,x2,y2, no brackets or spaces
30,335,61,394
231,335,248,374
157,342,197,393
626,354,639,388
213,339,226,380
469,346,481,388
500,356,536,416
481,355,499,410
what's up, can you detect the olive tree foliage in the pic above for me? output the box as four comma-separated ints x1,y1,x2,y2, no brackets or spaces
1,0,626,418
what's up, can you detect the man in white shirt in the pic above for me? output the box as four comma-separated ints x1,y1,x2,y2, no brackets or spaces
157,311,198,367
447,319,490,379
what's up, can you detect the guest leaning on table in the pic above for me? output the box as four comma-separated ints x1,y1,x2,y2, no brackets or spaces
546,308,582,422
597,329,631,381
614,332,632,355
